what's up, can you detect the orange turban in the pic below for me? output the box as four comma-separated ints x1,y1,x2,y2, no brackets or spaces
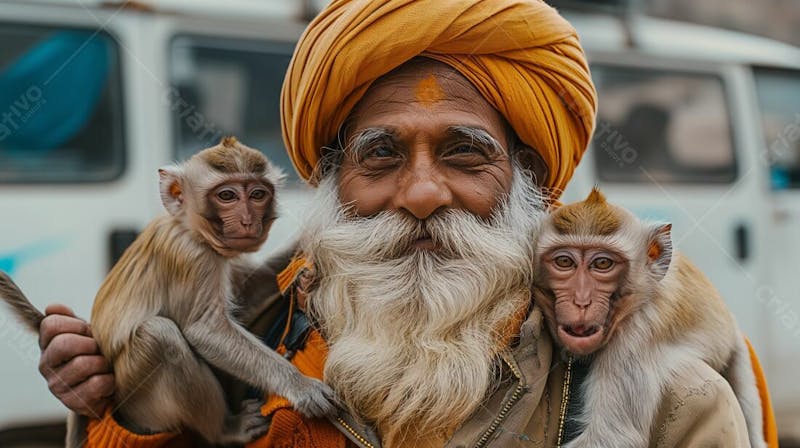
281,0,597,195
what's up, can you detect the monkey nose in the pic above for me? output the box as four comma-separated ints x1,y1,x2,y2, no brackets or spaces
573,295,592,308
240,223,258,235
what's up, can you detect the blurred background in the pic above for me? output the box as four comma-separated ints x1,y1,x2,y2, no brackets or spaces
0,0,798,446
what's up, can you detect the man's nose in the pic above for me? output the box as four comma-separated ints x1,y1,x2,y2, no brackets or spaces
394,152,453,220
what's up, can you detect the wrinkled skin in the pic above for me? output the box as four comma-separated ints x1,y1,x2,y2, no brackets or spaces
539,246,628,356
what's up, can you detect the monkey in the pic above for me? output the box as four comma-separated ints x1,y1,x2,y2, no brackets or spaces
0,136,337,447
532,188,767,448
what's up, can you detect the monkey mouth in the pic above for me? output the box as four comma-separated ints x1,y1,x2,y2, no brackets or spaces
558,324,604,355
222,236,265,251
562,324,600,337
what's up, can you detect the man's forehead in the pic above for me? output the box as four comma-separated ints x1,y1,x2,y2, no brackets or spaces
366,59,479,102
348,61,509,136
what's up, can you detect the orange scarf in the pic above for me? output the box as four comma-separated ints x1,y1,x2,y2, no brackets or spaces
250,258,348,448
250,329,347,448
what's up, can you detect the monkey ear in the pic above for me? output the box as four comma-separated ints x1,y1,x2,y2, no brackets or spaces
266,163,288,189
646,223,673,280
158,167,184,216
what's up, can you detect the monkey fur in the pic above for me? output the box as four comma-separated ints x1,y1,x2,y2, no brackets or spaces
0,273,44,333
0,137,337,447
533,188,766,448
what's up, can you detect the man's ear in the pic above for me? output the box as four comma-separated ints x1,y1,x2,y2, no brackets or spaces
646,223,673,280
513,145,549,187
158,167,184,216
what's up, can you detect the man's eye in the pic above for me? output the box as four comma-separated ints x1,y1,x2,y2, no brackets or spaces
365,146,396,159
217,190,237,201
443,144,491,165
450,144,479,154
446,143,486,156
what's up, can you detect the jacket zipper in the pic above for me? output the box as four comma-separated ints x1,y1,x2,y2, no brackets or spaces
337,416,377,448
334,355,524,448
473,355,525,448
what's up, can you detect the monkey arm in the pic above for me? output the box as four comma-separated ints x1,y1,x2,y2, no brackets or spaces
181,307,333,415
649,360,752,447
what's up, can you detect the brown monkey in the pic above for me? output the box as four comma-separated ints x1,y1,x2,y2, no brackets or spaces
533,188,766,448
0,137,336,447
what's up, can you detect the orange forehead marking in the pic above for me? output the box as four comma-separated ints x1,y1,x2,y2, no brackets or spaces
414,74,445,107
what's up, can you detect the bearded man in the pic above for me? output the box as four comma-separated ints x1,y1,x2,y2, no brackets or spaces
36,0,776,447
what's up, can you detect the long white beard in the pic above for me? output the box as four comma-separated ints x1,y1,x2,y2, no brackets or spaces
299,169,545,446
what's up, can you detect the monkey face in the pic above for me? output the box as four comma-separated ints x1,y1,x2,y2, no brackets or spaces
540,246,628,356
158,138,285,258
205,177,275,252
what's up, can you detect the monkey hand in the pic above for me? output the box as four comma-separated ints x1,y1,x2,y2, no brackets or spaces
38,304,115,418
220,398,272,444
285,377,339,418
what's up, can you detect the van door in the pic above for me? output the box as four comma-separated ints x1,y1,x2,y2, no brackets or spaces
564,57,768,349
0,15,148,428
753,66,800,427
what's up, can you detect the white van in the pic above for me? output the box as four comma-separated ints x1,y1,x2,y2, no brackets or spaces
0,0,798,445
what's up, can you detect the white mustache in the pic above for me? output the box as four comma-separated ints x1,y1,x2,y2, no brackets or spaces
309,173,546,265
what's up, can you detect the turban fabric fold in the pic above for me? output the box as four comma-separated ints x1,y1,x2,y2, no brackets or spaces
281,0,597,195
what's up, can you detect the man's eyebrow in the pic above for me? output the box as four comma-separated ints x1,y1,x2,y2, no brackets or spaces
346,127,398,160
446,126,505,155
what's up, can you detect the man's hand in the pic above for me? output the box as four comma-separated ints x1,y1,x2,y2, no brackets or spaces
38,304,115,418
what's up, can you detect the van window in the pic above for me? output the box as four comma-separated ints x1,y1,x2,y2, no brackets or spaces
754,67,800,189
169,36,297,180
591,65,736,184
0,24,125,183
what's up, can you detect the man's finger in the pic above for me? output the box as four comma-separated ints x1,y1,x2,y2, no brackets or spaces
39,334,100,372
58,374,114,418
45,355,111,394
39,314,91,349
44,304,76,317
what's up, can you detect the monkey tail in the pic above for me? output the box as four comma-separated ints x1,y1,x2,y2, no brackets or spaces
0,271,45,333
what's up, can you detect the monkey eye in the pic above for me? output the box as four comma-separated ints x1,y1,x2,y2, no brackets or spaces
216,190,237,202
592,257,614,271
553,255,575,269
250,189,267,200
